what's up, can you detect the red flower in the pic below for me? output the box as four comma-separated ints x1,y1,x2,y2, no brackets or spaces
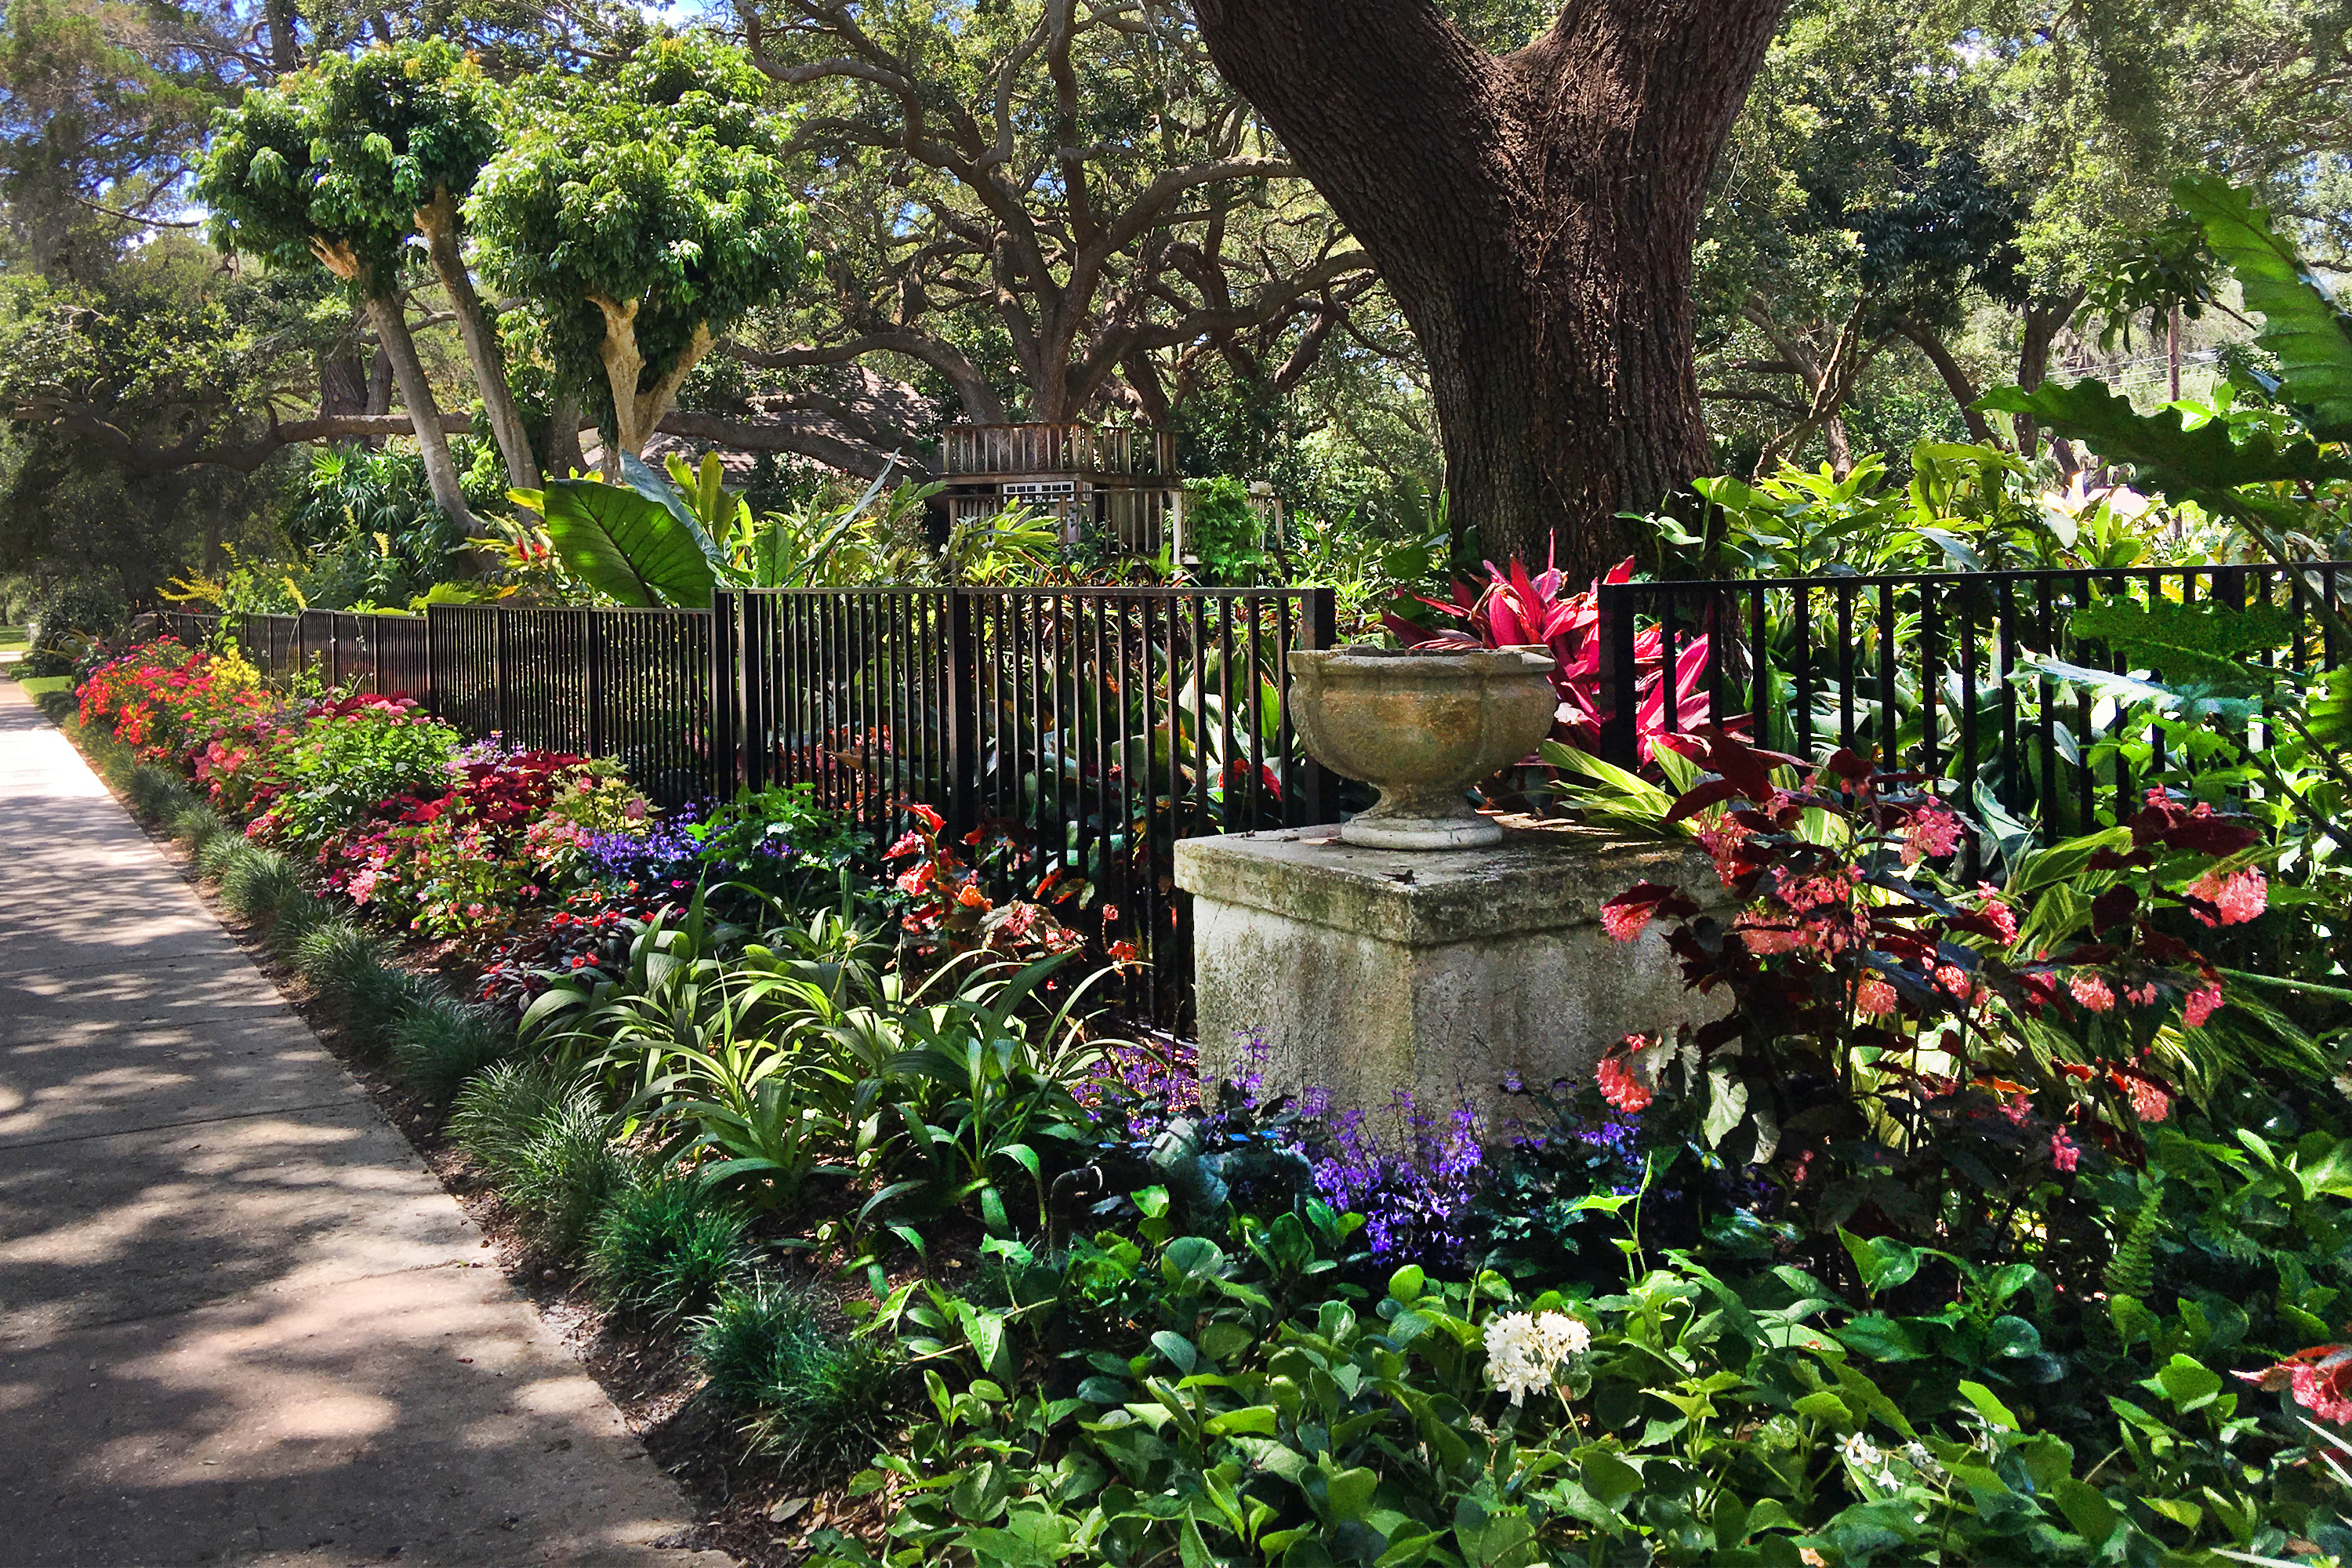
1596,1039,1654,1114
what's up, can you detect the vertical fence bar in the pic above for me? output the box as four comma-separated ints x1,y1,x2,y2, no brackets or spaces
1599,582,1639,770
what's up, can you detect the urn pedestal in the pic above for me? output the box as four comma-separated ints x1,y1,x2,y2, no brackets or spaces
1174,822,1729,1127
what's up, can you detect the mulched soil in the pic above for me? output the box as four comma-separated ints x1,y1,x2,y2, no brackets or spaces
112,797,906,1567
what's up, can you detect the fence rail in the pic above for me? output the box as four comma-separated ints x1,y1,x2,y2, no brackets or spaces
938,422,1178,478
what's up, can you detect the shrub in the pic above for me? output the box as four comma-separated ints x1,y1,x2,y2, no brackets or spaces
695,1281,898,1468
586,1171,750,1324
257,695,459,851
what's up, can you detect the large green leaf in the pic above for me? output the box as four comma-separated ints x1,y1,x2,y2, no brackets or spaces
1976,379,2347,494
619,452,726,566
539,477,717,607
2175,175,2352,440
2069,598,2296,688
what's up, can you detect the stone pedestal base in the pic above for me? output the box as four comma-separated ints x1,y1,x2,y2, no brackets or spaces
1173,820,1727,1130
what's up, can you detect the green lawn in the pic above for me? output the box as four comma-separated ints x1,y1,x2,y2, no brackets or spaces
16,674,70,699
0,624,26,655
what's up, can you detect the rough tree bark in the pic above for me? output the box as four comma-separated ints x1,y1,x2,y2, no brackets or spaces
1192,0,1786,579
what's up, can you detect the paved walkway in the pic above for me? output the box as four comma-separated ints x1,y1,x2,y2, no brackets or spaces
0,681,728,1567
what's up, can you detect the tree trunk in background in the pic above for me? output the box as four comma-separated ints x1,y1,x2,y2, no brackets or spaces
360,291,478,535
543,390,586,482
416,188,542,492
1193,0,1785,580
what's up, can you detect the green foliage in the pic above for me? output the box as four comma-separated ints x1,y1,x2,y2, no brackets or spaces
389,993,516,1098
695,1280,901,1468
196,40,497,291
534,474,718,607
1182,476,1267,585
585,1170,750,1325
467,31,814,422
2175,176,2352,441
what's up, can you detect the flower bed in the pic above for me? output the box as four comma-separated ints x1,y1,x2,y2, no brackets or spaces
55,632,2352,1567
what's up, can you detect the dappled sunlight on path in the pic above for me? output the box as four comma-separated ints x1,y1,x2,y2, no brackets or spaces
0,681,728,1567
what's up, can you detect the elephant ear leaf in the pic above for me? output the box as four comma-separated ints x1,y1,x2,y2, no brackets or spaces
619,451,726,567
539,478,717,607
2173,175,2352,441
1975,380,2347,495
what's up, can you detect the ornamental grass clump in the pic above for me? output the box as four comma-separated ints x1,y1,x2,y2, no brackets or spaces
219,843,303,922
389,993,515,1099
694,1280,898,1469
453,1064,628,1250
586,1170,750,1325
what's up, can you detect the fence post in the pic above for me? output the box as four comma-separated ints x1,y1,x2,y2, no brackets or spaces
494,606,513,739
1598,581,1640,771
1299,587,1341,826
946,586,980,837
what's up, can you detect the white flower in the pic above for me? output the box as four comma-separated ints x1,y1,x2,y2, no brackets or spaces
1537,1312,1593,1359
1483,1313,1555,1406
1483,1312,1592,1405
1840,1432,1882,1470
1903,1441,1941,1477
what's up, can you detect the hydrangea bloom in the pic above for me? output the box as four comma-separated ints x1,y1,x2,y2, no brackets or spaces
1482,1311,1589,1405
2184,982,2224,1027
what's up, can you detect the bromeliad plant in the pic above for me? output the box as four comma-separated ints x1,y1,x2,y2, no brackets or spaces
1595,728,2268,1270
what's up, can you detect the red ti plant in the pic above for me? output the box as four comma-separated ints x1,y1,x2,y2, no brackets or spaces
1384,550,1724,760
1592,728,2263,1256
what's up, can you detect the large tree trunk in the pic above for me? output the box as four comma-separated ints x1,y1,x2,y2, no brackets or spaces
589,295,715,474
1193,0,1785,580
416,188,542,492
360,290,479,534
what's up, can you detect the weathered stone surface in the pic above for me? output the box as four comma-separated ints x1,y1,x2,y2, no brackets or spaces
1287,645,1556,849
1175,819,1728,1127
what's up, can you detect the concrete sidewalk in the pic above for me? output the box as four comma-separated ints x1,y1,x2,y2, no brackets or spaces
0,681,728,1567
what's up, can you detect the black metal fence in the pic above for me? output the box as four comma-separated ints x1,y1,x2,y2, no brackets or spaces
157,589,1341,1022
1594,562,2352,858
716,586,1341,1016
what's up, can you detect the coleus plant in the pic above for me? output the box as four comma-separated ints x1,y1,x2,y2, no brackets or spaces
1384,550,1722,760
1593,728,2268,1251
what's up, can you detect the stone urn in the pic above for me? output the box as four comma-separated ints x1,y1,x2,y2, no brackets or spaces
1287,644,1557,849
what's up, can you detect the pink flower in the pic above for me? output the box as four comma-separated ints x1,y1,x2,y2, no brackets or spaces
1975,884,2019,943
1597,1042,1654,1114
1736,916,1802,955
2050,1130,2081,1172
2187,866,2268,927
1903,801,1964,866
2184,982,2224,1028
1781,866,1857,912
2125,1076,2172,1124
1856,975,1898,1016
2002,1094,2031,1126
1935,964,1972,997
1600,900,1652,942
2069,974,2116,1013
